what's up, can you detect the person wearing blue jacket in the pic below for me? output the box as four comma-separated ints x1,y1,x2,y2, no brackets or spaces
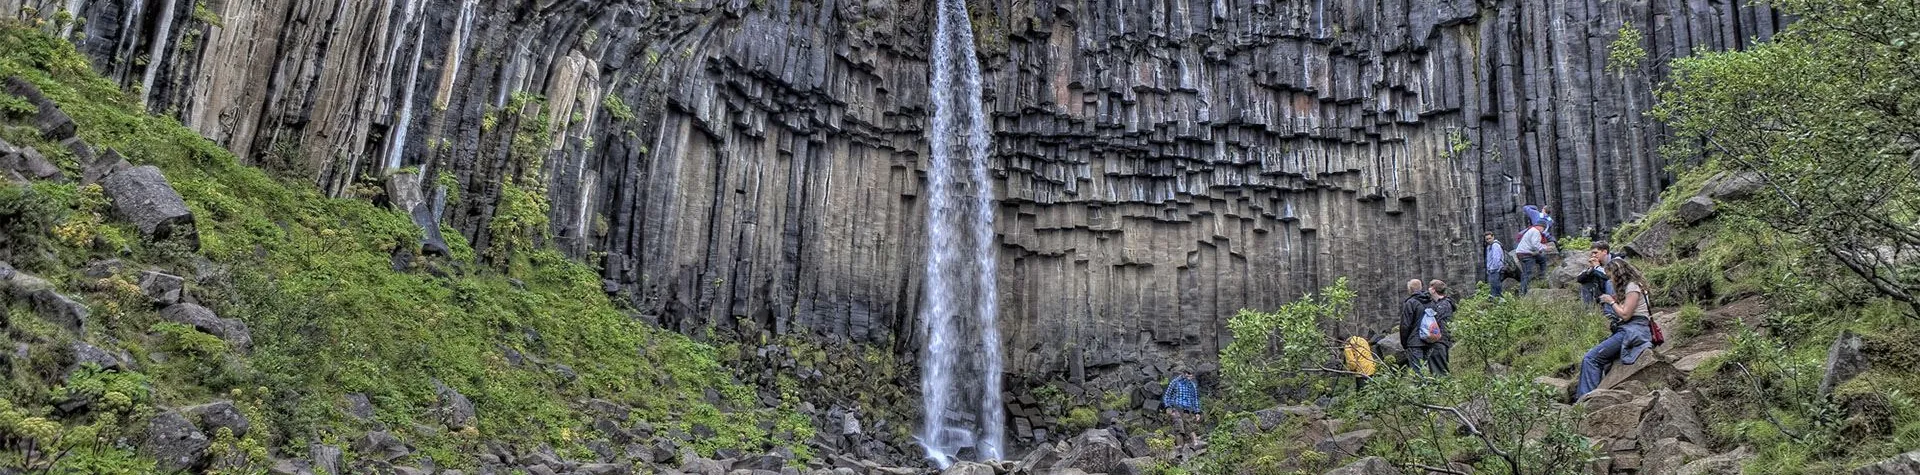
1485,232,1506,298
1162,367,1202,448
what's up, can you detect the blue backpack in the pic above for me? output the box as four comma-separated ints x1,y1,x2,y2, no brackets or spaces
1417,307,1444,343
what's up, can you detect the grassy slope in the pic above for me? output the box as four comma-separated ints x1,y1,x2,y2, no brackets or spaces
2,24,807,471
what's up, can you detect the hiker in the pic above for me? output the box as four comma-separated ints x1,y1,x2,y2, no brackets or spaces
1573,259,1657,400
1397,279,1435,374
1162,367,1202,448
1514,209,1554,295
1524,205,1557,243
1485,232,1507,298
1424,280,1456,376
1343,335,1379,391
839,406,871,459
1577,242,1617,304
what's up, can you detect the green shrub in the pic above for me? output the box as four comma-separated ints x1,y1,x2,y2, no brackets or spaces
1219,278,1354,412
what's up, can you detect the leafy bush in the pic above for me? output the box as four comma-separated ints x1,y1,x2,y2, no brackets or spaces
1218,279,1354,412
1344,371,1594,475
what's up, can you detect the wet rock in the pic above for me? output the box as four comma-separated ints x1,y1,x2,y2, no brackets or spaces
941,461,994,475
182,400,252,438
101,165,198,249
160,303,252,350
4,76,76,140
141,409,211,472
1821,330,1868,397
137,270,186,305
1324,456,1404,475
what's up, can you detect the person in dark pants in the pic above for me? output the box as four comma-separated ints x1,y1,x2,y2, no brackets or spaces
1514,220,1551,295
1162,367,1202,448
1425,280,1456,376
1485,232,1507,298
1397,279,1435,374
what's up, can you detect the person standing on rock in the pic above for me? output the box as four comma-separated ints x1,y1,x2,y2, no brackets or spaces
1485,232,1507,298
1574,259,1657,400
1161,367,1202,448
1514,213,1553,295
1425,280,1456,376
839,406,870,459
1397,279,1435,374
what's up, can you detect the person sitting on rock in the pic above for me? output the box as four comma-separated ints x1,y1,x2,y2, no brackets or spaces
1161,366,1202,448
1576,242,1620,304
1574,259,1657,400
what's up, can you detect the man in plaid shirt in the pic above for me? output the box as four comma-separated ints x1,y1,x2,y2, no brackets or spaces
1162,366,1202,448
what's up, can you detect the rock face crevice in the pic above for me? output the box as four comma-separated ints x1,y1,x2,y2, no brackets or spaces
4,0,1780,372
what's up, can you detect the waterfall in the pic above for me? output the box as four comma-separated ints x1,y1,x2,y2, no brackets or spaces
920,0,1004,466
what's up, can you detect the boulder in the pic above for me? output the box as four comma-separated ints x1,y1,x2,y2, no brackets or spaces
142,409,212,472
1575,389,1634,412
4,76,77,140
1252,405,1324,431
1314,429,1376,457
1533,376,1574,401
681,454,728,475
1578,396,1649,440
1051,429,1126,473
431,379,476,430
1702,171,1764,200
1549,252,1594,289
2,142,62,181
1820,330,1868,397
351,430,410,462
1324,456,1403,475
1672,350,1725,373
733,453,786,471
1673,446,1753,475
1642,437,1712,475
1596,357,1683,394
69,340,125,373
1622,220,1677,260
82,147,130,185
101,165,198,248
1677,196,1718,225
160,303,252,350
310,444,344,475
1113,457,1159,475
385,172,451,256
1856,449,1920,475
1018,441,1062,469
1637,390,1707,445
182,400,251,438
138,270,186,305
30,287,89,334
941,461,994,475
577,463,631,475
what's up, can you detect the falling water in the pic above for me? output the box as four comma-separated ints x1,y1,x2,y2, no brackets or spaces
920,0,1004,466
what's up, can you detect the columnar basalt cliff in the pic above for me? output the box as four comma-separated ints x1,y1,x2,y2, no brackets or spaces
4,0,1780,374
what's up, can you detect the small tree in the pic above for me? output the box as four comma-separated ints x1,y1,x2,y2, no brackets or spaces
1218,278,1355,412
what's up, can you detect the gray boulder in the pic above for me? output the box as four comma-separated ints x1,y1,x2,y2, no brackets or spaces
1622,220,1677,260
310,444,344,475
1,140,62,181
1324,456,1403,475
940,461,994,475
1821,330,1868,396
680,453,728,475
351,430,410,462
1314,429,1376,457
1638,390,1707,445
1702,171,1764,200
1550,251,1594,289
69,340,125,373
431,379,476,430
1643,437,1712,475
1051,429,1126,473
1674,446,1753,475
83,147,131,185
1856,449,1920,475
577,463,631,475
1677,196,1718,225
160,303,252,350
30,287,89,334
138,270,186,305
4,76,77,140
101,165,198,248
142,409,212,472
182,400,251,438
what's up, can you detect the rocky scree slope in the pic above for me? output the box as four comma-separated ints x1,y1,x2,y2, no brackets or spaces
4,0,1785,373
0,25,953,474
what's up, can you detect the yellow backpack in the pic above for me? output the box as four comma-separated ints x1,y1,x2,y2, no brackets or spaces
1343,336,1378,377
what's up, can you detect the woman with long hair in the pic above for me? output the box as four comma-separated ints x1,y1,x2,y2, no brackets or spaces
1573,259,1656,400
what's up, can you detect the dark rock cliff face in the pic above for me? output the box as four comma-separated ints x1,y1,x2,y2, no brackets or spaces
5,0,1779,373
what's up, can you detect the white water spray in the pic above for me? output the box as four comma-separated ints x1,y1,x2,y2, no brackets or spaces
920,0,1004,466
